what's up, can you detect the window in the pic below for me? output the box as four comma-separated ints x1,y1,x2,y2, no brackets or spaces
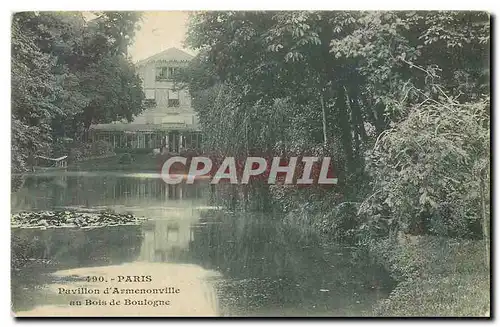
168,89,180,107
152,89,181,107
155,66,181,81
155,67,169,81
155,89,169,106
144,89,156,108
170,67,180,78
168,99,180,107
167,226,180,242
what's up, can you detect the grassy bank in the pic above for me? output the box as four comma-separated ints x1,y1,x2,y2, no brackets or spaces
276,188,490,317
370,236,490,317
68,153,161,172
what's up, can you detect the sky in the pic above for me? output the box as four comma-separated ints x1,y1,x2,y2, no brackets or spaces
128,11,194,63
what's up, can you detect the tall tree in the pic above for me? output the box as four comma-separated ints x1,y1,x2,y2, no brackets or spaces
11,11,145,171
184,11,489,192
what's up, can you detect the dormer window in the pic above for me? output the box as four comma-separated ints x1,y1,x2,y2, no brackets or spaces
155,66,181,81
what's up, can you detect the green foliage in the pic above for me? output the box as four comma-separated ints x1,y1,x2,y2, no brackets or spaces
11,14,57,172
374,273,490,317
190,82,326,156
68,140,114,163
51,137,73,157
183,11,490,248
118,153,134,164
11,11,144,171
281,197,360,243
11,118,50,173
91,12,143,56
79,54,145,128
361,96,490,238
114,148,152,154
185,12,364,178
330,12,490,120
370,236,489,317
185,11,489,193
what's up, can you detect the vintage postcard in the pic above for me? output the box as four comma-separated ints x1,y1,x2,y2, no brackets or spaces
11,11,490,317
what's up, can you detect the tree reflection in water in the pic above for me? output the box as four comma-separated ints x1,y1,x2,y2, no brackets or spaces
187,210,391,316
12,174,390,316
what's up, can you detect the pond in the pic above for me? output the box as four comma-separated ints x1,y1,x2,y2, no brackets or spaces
11,172,390,317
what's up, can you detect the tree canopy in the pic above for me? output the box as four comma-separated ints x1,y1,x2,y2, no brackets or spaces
182,11,490,238
11,12,145,172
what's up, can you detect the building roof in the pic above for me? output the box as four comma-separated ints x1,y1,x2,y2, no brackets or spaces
91,48,197,133
136,47,194,67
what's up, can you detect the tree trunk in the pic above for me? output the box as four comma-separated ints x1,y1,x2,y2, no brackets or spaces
337,86,354,174
348,87,367,142
480,169,490,269
320,91,328,145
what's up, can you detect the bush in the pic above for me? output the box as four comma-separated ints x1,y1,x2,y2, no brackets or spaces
276,185,361,243
90,140,114,156
119,153,133,164
115,148,153,154
68,141,114,163
51,137,73,158
361,98,490,239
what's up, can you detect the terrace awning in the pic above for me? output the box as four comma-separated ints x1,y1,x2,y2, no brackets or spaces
90,123,201,132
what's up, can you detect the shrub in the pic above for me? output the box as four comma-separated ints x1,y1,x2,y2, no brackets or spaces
90,140,114,156
51,137,73,158
115,148,153,154
68,141,114,163
361,97,490,239
119,153,133,164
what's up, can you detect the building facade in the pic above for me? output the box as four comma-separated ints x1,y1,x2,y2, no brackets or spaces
90,48,202,153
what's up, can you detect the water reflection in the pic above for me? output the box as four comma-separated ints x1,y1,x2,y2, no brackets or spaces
12,172,209,212
139,216,197,263
12,174,388,317
12,225,144,313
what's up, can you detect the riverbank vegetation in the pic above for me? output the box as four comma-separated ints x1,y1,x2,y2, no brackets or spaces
68,152,160,172
370,236,489,316
181,11,490,316
12,12,145,173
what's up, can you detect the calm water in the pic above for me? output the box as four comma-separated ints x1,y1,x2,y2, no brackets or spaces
11,172,389,317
